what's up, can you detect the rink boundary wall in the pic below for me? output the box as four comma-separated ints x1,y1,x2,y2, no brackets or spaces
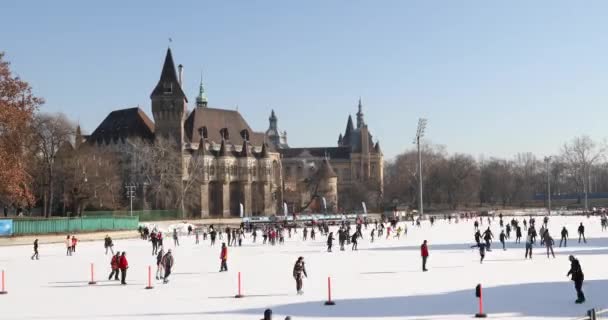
4,216,139,236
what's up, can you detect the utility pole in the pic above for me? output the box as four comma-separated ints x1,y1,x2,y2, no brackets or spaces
544,156,551,215
413,118,427,216
125,183,136,217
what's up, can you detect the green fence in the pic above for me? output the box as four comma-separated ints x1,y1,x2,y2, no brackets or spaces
11,216,139,235
83,210,182,222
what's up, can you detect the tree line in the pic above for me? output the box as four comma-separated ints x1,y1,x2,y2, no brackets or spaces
383,136,607,211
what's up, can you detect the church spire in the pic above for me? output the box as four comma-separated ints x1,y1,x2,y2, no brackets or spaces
356,97,365,128
196,73,208,108
150,47,187,102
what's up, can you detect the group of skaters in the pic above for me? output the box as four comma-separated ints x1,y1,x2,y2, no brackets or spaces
468,214,596,263
26,212,601,305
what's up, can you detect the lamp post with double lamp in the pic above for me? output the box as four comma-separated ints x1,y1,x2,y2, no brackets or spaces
413,118,427,216
544,156,551,215
125,183,136,217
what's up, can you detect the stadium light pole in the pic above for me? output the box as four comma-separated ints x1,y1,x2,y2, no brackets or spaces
544,156,551,215
413,118,427,216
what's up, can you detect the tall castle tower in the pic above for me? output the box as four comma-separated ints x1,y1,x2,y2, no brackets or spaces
151,48,188,145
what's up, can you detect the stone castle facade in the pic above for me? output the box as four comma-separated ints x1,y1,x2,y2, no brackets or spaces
87,48,383,217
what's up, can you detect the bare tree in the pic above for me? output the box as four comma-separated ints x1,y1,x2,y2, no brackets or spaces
31,113,75,217
561,135,606,211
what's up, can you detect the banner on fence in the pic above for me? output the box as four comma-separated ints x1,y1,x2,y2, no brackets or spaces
0,219,13,236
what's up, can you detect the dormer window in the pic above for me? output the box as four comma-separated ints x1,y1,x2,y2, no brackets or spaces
240,129,250,141
163,82,173,94
220,128,229,140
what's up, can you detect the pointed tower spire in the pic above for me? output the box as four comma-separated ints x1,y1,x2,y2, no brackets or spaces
75,125,82,149
196,72,208,108
259,142,270,158
150,47,187,101
338,133,343,146
356,97,365,129
240,140,250,157
345,115,354,135
374,141,382,154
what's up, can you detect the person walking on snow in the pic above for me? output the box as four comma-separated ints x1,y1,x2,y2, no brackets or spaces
31,239,39,260
478,242,487,264
173,229,180,246
545,233,555,258
293,256,308,295
499,230,506,250
119,252,129,285
161,249,174,284
525,234,533,259
560,226,569,247
65,235,72,256
219,243,228,272
156,248,165,280
421,240,429,271
104,235,114,255
351,232,359,251
567,255,585,304
578,223,586,243
483,228,493,251
108,252,120,281
326,232,334,252
516,225,522,243
71,236,77,253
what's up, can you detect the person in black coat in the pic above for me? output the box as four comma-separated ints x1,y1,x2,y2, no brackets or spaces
560,227,569,247
578,223,586,243
31,239,39,260
351,232,359,251
326,232,334,252
567,255,585,304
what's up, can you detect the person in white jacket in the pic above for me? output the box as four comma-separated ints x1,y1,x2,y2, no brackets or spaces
65,235,72,256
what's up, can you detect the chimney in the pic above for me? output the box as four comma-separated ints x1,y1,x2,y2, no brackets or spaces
178,64,183,87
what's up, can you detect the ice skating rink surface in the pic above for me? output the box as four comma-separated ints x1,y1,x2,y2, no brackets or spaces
1,215,607,320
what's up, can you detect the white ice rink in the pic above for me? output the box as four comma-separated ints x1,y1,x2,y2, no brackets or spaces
1,215,607,320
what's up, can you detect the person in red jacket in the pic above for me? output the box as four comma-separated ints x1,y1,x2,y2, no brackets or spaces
219,243,228,272
108,252,120,281
119,252,129,285
421,240,429,272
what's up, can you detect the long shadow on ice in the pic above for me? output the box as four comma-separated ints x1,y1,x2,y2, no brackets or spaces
211,279,608,318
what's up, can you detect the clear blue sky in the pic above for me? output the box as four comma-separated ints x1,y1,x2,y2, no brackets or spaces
2,1,608,160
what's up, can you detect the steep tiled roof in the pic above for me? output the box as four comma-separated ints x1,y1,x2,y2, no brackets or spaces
89,107,155,144
316,158,338,179
150,48,187,101
184,107,265,145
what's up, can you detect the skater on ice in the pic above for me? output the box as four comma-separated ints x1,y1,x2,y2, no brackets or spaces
292,256,307,295
219,243,228,272
567,255,585,304
421,240,429,271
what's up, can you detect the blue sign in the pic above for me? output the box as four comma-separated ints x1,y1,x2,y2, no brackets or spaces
0,219,13,236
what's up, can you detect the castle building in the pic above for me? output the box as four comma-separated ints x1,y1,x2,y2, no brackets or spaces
87,48,382,217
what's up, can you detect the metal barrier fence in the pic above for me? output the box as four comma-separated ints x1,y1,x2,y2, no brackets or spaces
574,308,608,320
6,216,139,236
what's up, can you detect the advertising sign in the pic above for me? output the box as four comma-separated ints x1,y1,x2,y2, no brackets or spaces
0,219,13,236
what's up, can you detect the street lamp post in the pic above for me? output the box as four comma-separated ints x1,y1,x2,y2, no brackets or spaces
544,156,551,215
413,118,427,216
125,183,136,217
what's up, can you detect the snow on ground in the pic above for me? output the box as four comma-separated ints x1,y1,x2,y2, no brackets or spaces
1,216,607,320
